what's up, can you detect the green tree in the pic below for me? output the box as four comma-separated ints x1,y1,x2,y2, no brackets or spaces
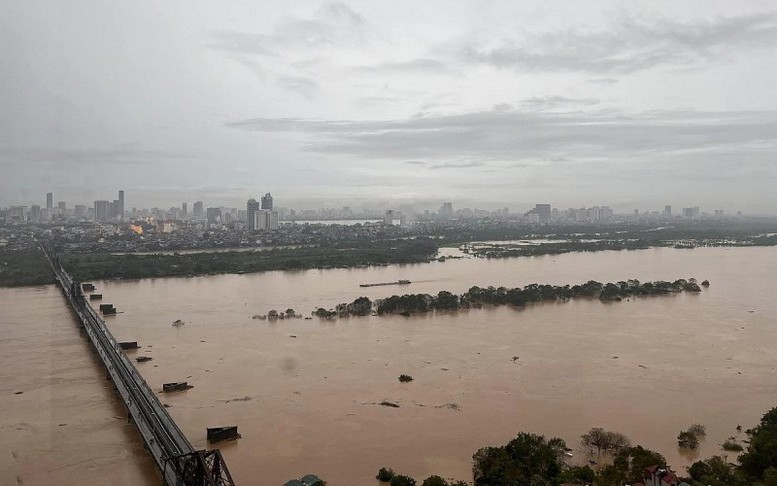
390,476,417,486
739,407,777,481
472,432,566,486
421,476,448,486
596,445,665,485
687,456,746,486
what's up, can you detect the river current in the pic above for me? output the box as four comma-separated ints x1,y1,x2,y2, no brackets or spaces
2,246,776,485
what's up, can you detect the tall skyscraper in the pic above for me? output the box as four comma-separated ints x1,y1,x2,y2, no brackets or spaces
247,198,260,230
255,210,278,230
261,193,273,210
75,205,87,219
664,205,672,217
117,190,125,219
31,205,41,222
57,201,66,214
182,202,188,217
94,200,110,221
193,201,204,220
46,192,53,209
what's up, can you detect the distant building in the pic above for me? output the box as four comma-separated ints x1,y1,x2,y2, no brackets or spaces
261,192,273,210
206,207,221,223
94,200,110,221
682,207,700,218
117,190,125,219
30,205,41,222
57,201,66,214
383,209,394,226
247,198,260,230
182,202,187,217
534,204,551,222
74,205,87,219
664,205,672,217
193,201,204,220
253,210,278,230
46,192,53,209
439,202,453,219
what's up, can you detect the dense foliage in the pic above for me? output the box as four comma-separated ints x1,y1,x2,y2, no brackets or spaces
320,278,705,318
472,433,568,486
0,248,54,287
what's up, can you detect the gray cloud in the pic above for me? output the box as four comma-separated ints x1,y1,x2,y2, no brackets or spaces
353,58,453,75
455,13,777,73
208,2,368,57
277,75,320,99
0,147,193,167
225,107,777,164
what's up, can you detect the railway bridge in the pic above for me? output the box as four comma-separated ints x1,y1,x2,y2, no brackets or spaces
41,244,235,486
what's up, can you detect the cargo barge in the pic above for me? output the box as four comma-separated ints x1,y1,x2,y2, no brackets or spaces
359,279,411,288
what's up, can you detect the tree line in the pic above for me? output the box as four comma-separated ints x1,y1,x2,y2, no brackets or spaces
312,278,706,319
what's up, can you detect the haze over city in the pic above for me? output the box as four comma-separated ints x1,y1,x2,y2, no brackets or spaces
2,0,777,212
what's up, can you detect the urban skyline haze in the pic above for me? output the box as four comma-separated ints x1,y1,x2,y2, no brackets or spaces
2,1,777,212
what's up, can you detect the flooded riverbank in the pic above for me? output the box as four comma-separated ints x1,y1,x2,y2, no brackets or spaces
3,246,776,484
0,286,158,486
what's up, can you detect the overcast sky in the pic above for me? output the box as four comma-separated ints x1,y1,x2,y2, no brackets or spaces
2,0,776,213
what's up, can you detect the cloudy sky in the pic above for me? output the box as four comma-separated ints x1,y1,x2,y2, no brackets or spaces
2,0,776,213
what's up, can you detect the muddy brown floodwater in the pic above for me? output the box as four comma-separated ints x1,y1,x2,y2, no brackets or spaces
3,246,777,485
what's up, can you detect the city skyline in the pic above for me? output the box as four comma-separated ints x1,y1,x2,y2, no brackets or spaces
2,1,777,213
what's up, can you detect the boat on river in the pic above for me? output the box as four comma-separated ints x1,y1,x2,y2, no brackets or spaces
360,279,411,288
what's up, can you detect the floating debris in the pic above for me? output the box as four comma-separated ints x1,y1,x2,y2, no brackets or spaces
172,319,185,327
435,402,461,411
398,374,414,382
136,356,153,363
379,400,400,408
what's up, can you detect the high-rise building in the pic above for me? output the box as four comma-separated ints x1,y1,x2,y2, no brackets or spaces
75,205,87,219
182,202,188,217
46,192,53,209
439,202,453,219
193,201,204,220
94,200,110,221
254,210,279,230
664,205,672,217
261,193,273,210
534,204,551,222
206,207,221,222
31,205,41,222
117,190,125,219
57,201,66,214
247,198,261,230
682,207,700,218
384,210,395,226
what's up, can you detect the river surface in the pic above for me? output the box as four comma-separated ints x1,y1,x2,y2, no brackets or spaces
2,246,776,485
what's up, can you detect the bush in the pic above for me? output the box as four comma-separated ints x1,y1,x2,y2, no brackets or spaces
399,374,414,383
390,475,417,486
678,430,700,449
421,476,448,486
377,467,396,482
722,439,744,452
678,424,706,450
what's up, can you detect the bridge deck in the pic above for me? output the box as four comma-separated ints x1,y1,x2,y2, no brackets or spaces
41,244,234,486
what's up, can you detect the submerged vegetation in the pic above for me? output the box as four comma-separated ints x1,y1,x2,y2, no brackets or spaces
313,278,706,319
376,405,777,485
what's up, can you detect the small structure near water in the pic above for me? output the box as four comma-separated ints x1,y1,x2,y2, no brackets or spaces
207,426,241,443
163,382,193,393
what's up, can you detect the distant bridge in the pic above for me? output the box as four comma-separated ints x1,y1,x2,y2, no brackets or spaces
41,243,235,486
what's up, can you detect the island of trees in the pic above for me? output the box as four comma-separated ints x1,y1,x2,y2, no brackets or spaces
312,278,706,319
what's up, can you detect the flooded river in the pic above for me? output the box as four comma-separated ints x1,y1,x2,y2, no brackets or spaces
3,246,776,485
